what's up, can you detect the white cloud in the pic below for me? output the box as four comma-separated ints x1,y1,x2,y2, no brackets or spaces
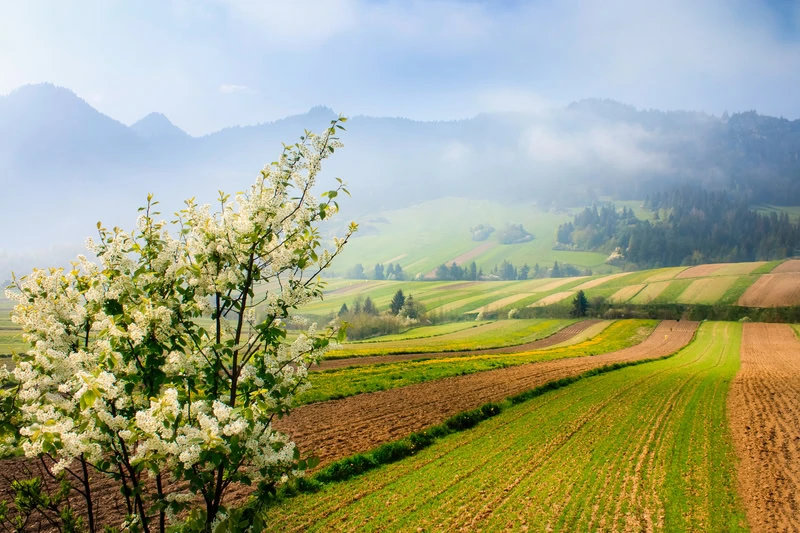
521,123,668,174
219,84,250,94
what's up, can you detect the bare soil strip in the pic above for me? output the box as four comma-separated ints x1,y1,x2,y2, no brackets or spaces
315,320,602,371
737,273,800,307
728,323,800,533
676,263,728,278
278,321,698,467
771,259,800,273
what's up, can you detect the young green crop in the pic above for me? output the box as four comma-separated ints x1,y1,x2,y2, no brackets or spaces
266,322,746,532
302,319,656,404
329,319,577,358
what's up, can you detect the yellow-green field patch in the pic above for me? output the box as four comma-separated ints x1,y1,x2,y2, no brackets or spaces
629,281,672,304
713,261,767,276
573,272,631,291
676,276,738,304
608,284,645,303
528,291,575,307
545,320,615,349
644,266,689,282
470,293,535,313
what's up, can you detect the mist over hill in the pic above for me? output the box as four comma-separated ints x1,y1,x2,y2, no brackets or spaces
2,83,800,279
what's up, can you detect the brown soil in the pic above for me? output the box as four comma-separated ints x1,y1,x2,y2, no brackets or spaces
278,320,697,468
728,323,800,533
676,263,728,278
315,320,602,371
771,259,800,273
737,273,800,307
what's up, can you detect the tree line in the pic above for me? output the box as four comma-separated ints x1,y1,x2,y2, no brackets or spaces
556,185,800,268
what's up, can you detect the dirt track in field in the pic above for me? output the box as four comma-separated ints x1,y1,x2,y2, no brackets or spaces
728,323,800,533
315,319,602,371
277,320,698,468
737,273,800,307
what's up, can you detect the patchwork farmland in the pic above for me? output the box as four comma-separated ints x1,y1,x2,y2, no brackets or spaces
2,260,800,531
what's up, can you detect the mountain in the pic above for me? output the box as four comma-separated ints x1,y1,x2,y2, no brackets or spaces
130,112,189,139
2,84,800,278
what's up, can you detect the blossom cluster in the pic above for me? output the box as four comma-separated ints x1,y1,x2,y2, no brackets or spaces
1,118,353,529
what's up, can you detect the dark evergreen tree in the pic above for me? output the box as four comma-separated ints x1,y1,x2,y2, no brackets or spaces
571,290,589,317
362,296,378,315
390,289,406,315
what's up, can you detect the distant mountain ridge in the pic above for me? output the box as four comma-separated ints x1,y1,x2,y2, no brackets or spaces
130,112,188,139
2,83,800,275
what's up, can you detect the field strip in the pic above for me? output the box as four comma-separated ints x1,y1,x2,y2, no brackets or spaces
728,323,800,532
737,272,800,307
468,292,535,313
714,261,767,276
544,320,614,349
609,283,645,303
629,281,671,304
676,263,728,278
265,322,744,532
535,277,584,292
315,320,602,371
676,276,737,304
528,291,574,307
330,319,575,358
573,272,631,291
275,321,698,468
644,266,689,282
771,259,800,273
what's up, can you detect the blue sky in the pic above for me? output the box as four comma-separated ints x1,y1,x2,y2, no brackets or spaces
2,0,799,135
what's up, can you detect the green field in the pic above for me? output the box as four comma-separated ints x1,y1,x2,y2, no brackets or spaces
330,319,576,358
266,322,746,532
302,320,655,404
330,197,612,279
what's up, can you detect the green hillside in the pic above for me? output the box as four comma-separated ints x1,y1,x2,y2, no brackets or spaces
329,197,611,278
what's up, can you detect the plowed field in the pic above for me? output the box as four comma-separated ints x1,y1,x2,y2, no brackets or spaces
315,320,603,371
728,323,800,533
737,273,800,307
276,321,698,467
771,259,800,273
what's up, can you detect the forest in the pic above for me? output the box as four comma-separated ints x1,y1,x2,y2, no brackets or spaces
556,185,800,268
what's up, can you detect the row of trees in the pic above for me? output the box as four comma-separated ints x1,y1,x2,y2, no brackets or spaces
430,260,592,282
336,290,427,340
347,262,405,280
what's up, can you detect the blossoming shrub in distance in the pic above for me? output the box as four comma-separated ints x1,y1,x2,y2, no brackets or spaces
1,118,354,532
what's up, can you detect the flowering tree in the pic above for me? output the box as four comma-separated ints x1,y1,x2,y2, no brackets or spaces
1,118,354,532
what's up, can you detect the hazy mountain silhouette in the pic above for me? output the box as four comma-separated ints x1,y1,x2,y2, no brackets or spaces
130,112,189,139
2,83,800,278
